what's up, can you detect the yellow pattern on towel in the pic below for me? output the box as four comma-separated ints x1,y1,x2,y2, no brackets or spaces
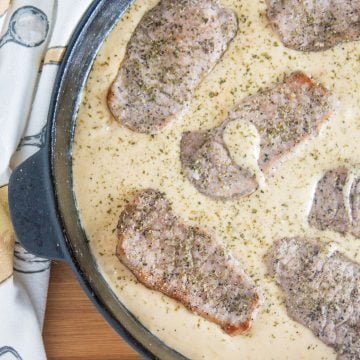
0,0,10,17
0,186,14,283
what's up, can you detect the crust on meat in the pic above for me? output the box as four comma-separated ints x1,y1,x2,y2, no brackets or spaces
116,189,261,335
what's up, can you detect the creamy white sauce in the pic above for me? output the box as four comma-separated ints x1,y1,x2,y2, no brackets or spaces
72,1,360,358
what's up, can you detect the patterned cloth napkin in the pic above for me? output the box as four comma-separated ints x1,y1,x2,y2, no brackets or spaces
0,1,92,358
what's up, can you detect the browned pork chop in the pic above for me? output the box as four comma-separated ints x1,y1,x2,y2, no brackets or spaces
181,72,336,199
309,167,360,238
117,189,261,334
108,0,237,134
268,237,360,360
266,0,360,51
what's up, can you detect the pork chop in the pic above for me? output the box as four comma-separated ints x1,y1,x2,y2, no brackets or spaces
309,167,360,238
108,0,237,134
181,72,336,200
266,0,360,52
180,127,258,200
267,237,360,360
116,189,261,334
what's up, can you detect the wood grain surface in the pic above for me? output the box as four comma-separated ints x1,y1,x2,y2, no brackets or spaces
43,261,142,360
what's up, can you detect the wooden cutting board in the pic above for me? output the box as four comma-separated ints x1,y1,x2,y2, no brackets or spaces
43,261,142,360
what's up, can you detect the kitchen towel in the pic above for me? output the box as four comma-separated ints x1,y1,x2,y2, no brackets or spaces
0,0,93,358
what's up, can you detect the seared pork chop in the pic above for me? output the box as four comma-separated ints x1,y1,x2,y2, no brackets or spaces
181,72,336,200
108,0,237,134
309,167,360,238
117,189,261,334
268,237,360,360
266,0,360,52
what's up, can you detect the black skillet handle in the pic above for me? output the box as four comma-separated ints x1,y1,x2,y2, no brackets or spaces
8,148,65,260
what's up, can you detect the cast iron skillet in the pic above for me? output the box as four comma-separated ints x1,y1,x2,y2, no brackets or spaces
8,1,187,359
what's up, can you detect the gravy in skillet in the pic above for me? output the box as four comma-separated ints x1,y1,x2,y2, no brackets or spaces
73,0,360,358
